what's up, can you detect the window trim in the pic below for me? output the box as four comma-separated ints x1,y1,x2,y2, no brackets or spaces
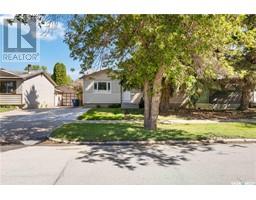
93,81,111,94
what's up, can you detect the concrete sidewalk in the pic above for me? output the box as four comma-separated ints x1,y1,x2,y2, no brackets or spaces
1,143,255,185
78,118,256,124
159,118,256,124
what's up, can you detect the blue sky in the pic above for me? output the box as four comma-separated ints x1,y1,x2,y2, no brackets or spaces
0,14,82,80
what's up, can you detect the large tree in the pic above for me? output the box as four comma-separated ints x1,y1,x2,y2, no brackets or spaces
65,15,235,130
227,15,256,110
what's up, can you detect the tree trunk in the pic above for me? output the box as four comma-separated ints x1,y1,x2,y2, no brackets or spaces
159,80,170,114
239,75,255,111
240,87,251,111
143,67,164,130
144,81,152,129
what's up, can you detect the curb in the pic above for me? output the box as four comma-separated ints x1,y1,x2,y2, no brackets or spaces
48,137,256,145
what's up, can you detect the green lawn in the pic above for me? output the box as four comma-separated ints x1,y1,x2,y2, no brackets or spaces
51,122,256,142
0,106,16,113
78,108,144,120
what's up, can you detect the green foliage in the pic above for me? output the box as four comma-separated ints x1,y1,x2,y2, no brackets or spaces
52,63,68,86
229,15,256,76
66,75,73,85
24,65,47,71
65,15,244,128
0,106,16,113
227,15,256,81
65,14,237,90
51,122,256,142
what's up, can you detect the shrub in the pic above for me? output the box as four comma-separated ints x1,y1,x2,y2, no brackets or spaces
108,104,121,108
0,105,16,108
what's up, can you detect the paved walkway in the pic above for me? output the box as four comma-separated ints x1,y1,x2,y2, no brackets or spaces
79,118,256,124
0,107,88,144
1,143,255,184
159,118,256,124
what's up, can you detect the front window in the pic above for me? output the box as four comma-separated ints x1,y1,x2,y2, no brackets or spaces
94,81,111,93
0,81,17,94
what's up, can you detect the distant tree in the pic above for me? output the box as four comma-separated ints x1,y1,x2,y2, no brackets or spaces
52,63,68,85
24,65,47,71
66,75,73,85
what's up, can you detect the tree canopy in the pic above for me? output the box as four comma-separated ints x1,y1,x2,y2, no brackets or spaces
65,14,238,130
224,15,256,110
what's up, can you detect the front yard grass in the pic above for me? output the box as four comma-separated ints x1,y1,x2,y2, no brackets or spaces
78,108,256,121
51,122,256,142
78,108,144,120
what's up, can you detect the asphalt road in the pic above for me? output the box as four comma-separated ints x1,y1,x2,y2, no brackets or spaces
1,143,255,185
0,107,88,144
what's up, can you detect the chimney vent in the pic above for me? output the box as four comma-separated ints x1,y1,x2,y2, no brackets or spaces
27,64,32,73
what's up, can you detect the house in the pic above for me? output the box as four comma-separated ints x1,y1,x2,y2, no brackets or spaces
80,68,142,108
195,78,256,110
0,68,57,109
81,68,256,110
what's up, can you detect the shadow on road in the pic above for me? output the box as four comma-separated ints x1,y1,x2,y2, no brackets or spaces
76,144,214,170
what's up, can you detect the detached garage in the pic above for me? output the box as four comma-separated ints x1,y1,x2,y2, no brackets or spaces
55,86,78,107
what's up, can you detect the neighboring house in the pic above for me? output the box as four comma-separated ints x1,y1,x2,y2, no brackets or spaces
0,68,57,109
196,88,256,110
168,79,256,110
195,78,256,110
196,89,242,110
80,68,142,108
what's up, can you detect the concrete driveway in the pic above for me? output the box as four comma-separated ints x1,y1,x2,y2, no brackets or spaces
0,143,255,184
0,107,88,144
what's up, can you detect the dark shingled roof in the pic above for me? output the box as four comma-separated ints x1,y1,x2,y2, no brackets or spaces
56,85,76,94
79,68,110,79
0,68,57,86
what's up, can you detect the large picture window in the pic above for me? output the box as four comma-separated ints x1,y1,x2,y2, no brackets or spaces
0,81,17,94
94,81,111,93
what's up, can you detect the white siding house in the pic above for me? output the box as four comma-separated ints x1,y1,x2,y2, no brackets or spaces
81,69,142,107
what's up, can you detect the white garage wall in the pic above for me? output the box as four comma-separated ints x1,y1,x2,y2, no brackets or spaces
22,74,55,108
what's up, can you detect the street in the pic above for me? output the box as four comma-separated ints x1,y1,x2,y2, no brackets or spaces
1,143,255,184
